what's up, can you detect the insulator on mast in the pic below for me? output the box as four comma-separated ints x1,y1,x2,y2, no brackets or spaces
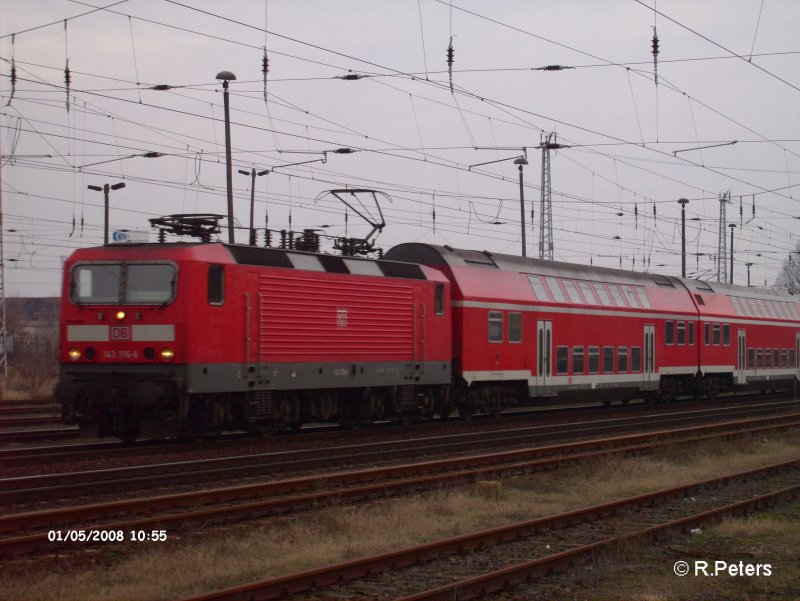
262,48,269,102
651,27,660,86
446,36,455,92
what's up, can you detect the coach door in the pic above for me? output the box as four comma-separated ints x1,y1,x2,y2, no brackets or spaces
536,320,552,394
796,333,800,381
643,325,656,390
737,329,747,385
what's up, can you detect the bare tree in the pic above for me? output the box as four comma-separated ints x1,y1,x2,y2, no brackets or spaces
773,242,800,295
5,300,59,397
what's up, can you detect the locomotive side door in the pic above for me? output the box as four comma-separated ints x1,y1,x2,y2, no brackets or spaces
737,329,747,385
643,324,656,390
536,320,552,394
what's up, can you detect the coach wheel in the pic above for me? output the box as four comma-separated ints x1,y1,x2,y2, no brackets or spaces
118,424,141,444
457,402,473,420
659,379,678,404
439,403,453,419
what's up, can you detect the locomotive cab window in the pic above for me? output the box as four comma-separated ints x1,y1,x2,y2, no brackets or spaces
208,265,225,305
71,262,176,305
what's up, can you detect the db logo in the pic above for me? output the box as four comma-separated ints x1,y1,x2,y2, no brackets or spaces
336,309,348,327
111,326,131,341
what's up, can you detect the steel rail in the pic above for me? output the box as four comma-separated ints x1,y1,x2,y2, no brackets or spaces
176,460,800,601
2,415,799,555
3,401,797,503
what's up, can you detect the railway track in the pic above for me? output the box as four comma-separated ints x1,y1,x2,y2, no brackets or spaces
0,427,78,444
2,411,798,556
175,460,800,601
3,400,798,505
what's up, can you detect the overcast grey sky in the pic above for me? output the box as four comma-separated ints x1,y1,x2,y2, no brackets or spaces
1,0,799,296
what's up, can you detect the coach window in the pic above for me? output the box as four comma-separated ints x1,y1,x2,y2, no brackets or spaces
528,275,550,301
564,280,583,304
594,283,612,306
435,283,445,315
782,349,788,368
603,347,614,373
773,349,780,368
747,348,755,369
609,285,626,307
688,322,695,346
578,282,597,304
208,265,225,305
635,287,651,308
623,286,638,307
556,347,569,375
631,347,642,372
676,322,686,345
723,324,730,346
573,347,585,374
588,347,600,374
704,323,710,345
756,349,763,369
617,347,629,372
765,349,772,369
665,321,675,345
790,349,796,368
713,323,721,346
545,277,566,303
488,311,503,343
508,312,522,343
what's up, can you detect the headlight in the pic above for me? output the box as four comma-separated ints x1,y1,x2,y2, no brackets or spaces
115,310,126,321
160,348,175,362
68,347,82,362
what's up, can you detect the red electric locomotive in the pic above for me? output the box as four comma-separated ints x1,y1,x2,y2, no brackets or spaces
385,243,800,414
58,241,452,441
58,237,799,441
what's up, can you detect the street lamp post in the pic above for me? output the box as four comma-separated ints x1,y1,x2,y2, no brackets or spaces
677,198,689,278
513,157,529,257
87,182,126,244
238,168,269,245
746,262,753,287
216,70,237,244
728,223,736,285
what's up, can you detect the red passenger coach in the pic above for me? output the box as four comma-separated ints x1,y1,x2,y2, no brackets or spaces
385,244,800,414
58,242,452,440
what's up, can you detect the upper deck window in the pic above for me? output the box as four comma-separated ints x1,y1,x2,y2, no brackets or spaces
528,276,550,301
71,262,177,305
545,277,566,303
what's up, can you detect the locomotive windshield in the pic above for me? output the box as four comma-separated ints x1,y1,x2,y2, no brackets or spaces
71,262,177,305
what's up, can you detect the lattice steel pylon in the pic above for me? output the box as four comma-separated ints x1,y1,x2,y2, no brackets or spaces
717,191,730,282
538,132,561,261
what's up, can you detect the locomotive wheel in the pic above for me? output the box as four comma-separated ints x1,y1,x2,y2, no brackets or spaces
318,394,336,421
368,394,385,420
457,403,473,420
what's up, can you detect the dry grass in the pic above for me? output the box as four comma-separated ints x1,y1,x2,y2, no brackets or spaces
2,429,798,601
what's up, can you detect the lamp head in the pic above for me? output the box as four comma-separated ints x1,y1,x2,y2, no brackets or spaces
216,70,236,82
